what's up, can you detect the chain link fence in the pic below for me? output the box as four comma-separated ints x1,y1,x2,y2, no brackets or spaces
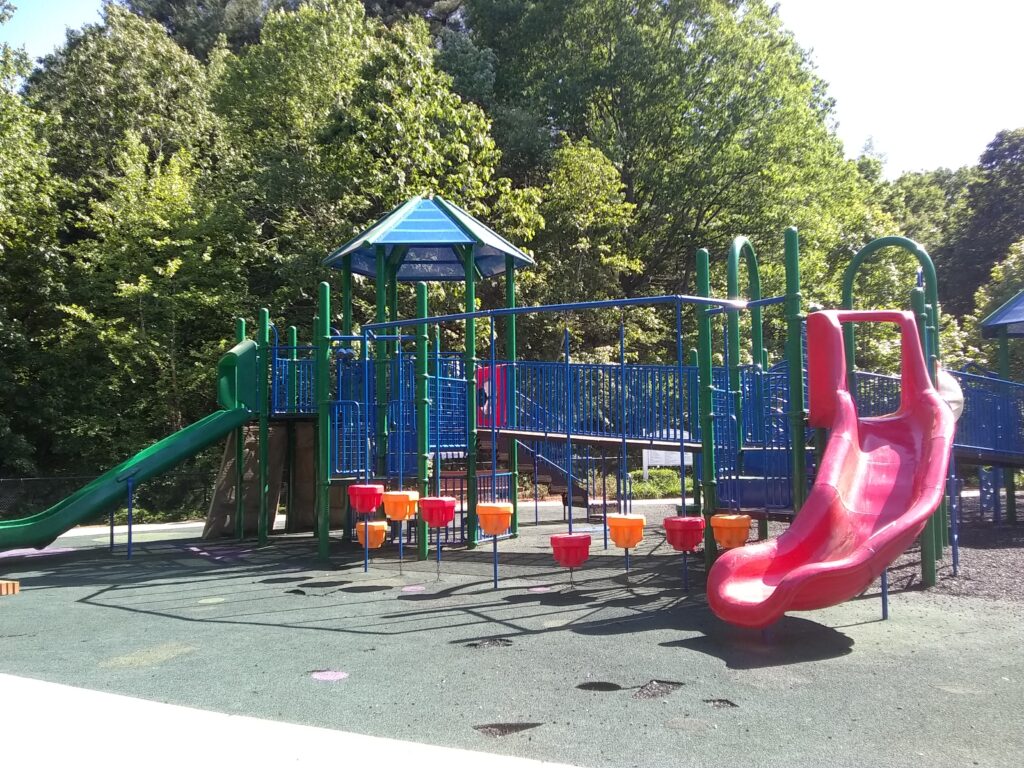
0,471,218,524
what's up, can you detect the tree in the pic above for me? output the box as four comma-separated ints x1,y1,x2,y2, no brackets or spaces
118,0,303,60
27,5,215,201
465,0,890,309
943,129,1024,315
213,1,537,324
46,134,248,470
0,2,62,474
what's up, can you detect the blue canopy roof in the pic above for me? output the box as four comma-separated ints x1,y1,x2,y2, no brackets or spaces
980,290,1024,338
323,195,535,282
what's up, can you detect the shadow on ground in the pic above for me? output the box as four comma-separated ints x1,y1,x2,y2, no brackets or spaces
2,534,858,671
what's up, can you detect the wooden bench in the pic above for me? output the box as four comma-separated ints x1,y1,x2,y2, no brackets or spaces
0,580,20,597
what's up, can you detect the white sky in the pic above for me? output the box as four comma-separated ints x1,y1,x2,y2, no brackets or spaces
776,0,1024,177
3,0,1023,178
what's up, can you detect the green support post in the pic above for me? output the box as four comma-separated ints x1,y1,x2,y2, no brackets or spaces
285,325,298,534
726,237,764,459
506,256,519,534
315,283,332,560
387,266,399,375
374,245,388,477
415,282,430,559
999,328,1017,523
912,287,938,586
784,228,808,512
696,248,719,566
234,317,247,540
727,237,765,538
465,245,479,548
257,309,270,545
841,236,942,587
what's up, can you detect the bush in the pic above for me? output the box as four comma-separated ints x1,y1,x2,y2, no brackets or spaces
628,468,688,500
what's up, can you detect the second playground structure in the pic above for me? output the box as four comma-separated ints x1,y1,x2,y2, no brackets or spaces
3,194,1021,626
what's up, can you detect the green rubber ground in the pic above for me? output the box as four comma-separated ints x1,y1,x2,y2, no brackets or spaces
1,516,1021,768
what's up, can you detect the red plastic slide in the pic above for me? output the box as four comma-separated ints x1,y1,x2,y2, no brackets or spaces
707,310,955,628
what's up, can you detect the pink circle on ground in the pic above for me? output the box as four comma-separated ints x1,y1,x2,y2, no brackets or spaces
402,585,427,593
310,670,349,682
528,586,553,593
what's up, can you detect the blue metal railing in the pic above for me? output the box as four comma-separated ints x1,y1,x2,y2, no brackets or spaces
271,345,316,414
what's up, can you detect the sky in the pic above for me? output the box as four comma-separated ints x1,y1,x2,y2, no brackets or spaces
2,0,1023,179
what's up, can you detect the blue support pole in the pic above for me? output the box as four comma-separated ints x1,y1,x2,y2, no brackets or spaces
492,535,499,589
619,322,627,516
363,517,369,573
434,326,442,498
126,477,135,561
362,332,371,483
881,569,889,620
675,300,687,509
490,317,498,502
397,341,404,489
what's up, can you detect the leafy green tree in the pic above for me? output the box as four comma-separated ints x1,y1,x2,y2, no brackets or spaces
942,129,1024,315
213,1,537,325
363,0,464,28
466,0,889,308
0,2,62,474
47,134,248,469
118,0,304,59
512,138,637,354
27,5,214,201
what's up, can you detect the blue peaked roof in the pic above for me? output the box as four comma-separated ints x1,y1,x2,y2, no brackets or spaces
323,195,535,282
980,289,1024,338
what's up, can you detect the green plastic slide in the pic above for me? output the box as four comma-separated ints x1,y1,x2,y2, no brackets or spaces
0,339,258,553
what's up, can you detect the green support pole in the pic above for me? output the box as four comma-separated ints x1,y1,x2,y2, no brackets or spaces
784,228,808,513
506,256,519,534
285,325,298,534
315,283,331,560
727,237,765,537
842,236,943,587
912,287,938,587
415,282,430,560
374,245,388,477
465,245,479,548
696,248,719,566
257,309,271,545
387,266,399,363
234,317,246,540
999,328,1017,523
726,238,764,459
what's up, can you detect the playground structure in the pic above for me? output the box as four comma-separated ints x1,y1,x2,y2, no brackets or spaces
2,193,1023,626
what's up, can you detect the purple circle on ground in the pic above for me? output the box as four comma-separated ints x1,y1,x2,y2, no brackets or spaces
402,585,427,593
528,586,553,593
310,670,349,682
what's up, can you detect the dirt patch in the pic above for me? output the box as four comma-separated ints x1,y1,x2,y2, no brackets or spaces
465,638,513,649
704,698,738,709
473,722,543,737
633,680,684,699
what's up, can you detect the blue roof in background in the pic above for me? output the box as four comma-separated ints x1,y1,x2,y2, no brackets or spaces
323,195,535,282
980,290,1024,338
